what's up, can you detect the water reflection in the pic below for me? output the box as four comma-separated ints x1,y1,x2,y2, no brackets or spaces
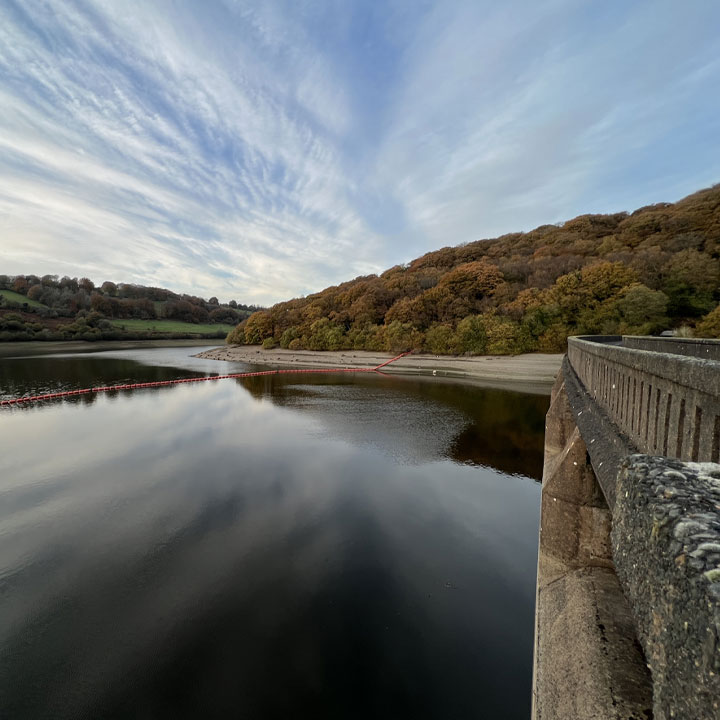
0,347,546,719
238,372,548,478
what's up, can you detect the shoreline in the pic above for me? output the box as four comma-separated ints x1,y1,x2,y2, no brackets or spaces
0,339,215,359
195,346,564,395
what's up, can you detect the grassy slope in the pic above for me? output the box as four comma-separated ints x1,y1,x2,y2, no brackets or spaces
0,289,46,308
111,318,235,335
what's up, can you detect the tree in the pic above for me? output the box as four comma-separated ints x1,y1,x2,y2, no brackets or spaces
662,249,720,318
244,311,274,344
455,315,488,354
695,305,720,338
27,284,44,301
384,321,422,352
79,277,95,293
12,277,28,294
226,323,246,345
279,327,300,348
90,293,113,315
424,323,457,354
101,281,118,297
484,314,523,355
59,276,79,293
615,284,668,334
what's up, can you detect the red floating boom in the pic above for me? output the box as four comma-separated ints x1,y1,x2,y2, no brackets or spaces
0,351,412,407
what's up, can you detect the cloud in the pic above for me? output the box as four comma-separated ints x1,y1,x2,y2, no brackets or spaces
0,0,718,303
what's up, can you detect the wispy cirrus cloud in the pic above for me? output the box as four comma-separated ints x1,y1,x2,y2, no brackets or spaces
0,0,718,303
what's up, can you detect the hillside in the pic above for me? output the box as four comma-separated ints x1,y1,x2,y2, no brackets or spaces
228,185,720,354
0,276,261,342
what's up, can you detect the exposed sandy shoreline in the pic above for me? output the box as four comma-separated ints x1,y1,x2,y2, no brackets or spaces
195,346,564,395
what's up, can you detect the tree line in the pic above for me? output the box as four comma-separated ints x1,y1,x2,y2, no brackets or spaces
227,184,720,353
0,274,261,342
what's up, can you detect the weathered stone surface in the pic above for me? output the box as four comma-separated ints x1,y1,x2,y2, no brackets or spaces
539,373,613,574
623,336,720,362
613,455,720,720
534,377,652,720
568,337,720,463
533,567,653,720
561,357,635,509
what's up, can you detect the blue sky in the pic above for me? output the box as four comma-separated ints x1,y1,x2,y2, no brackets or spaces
1,0,719,304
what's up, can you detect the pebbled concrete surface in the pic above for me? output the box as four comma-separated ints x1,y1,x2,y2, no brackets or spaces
613,455,720,720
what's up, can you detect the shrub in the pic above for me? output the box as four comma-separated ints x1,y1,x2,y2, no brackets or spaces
226,324,246,345
424,323,457,354
384,321,423,353
694,306,720,338
279,327,300,349
455,315,487,354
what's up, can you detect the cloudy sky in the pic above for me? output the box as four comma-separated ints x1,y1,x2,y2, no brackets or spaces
1,0,718,304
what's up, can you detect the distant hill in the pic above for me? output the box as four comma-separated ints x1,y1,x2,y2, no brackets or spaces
0,275,262,342
228,184,720,353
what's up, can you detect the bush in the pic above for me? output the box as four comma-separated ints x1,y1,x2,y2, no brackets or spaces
226,324,246,345
695,305,720,338
384,321,423,353
279,327,300,349
484,315,522,355
424,324,457,354
455,315,487,354
262,337,278,349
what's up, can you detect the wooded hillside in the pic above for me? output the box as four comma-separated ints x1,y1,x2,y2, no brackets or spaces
0,275,261,342
228,185,720,353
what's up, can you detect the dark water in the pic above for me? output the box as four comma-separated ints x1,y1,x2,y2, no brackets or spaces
0,347,548,719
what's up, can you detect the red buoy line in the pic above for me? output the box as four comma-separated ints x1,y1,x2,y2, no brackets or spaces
0,351,413,408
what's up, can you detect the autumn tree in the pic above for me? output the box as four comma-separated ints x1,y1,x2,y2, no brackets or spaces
243,311,274,344
12,276,28,294
223,184,720,354
27,284,44,301
695,305,720,338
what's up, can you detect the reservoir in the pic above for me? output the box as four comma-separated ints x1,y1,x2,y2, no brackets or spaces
0,346,547,719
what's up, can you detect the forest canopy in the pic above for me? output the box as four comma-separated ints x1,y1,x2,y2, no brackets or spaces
228,184,720,354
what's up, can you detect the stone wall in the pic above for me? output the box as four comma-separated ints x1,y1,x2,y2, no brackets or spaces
532,371,652,720
613,456,720,720
568,337,720,462
534,338,720,720
623,336,720,362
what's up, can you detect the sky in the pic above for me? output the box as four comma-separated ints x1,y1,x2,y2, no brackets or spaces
1,1,719,305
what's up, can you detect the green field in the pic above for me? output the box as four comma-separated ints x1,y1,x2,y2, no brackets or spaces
111,318,235,335
0,289,47,308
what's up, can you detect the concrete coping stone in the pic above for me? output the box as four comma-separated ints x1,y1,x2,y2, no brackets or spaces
622,336,720,361
568,337,720,398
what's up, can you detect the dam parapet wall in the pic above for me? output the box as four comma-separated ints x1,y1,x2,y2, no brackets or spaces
534,336,720,720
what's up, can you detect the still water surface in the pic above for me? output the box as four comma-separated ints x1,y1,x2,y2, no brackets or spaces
0,347,548,719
